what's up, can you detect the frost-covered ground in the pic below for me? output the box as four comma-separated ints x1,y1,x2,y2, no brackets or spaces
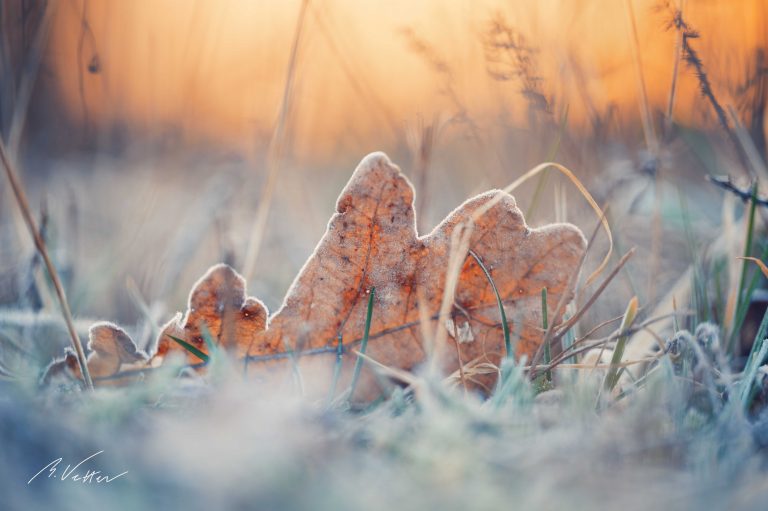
3,346,768,511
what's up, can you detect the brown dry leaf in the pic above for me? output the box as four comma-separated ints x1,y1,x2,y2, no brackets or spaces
154,152,586,399
256,153,586,399
43,322,148,385
151,265,270,366
44,152,586,401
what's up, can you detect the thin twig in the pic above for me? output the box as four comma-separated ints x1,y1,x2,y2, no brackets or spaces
552,248,637,342
525,356,660,372
708,175,768,207
0,139,93,389
573,313,625,344
544,316,677,374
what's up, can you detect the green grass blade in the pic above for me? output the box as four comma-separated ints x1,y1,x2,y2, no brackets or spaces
560,315,576,365
740,340,768,411
752,307,768,360
740,308,768,410
282,342,305,396
737,183,759,308
730,183,759,352
541,287,551,382
469,250,511,358
729,242,768,354
327,332,344,404
167,334,209,363
348,287,375,401
603,296,639,392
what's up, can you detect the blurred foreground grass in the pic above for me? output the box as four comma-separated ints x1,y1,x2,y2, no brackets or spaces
3,328,768,511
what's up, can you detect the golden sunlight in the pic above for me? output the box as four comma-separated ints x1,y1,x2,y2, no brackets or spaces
48,0,766,158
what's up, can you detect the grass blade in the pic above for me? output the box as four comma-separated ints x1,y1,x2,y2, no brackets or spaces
468,250,511,358
167,334,210,363
738,183,759,294
603,296,639,392
740,308,768,410
740,340,768,411
541,287,551,382
348,287,376,401
327,332,344,404
730,183,759,351
242,0,310,282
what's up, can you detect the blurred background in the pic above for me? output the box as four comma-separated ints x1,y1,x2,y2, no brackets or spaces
0,0,766,360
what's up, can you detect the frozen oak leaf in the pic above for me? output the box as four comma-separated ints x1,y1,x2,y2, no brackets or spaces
153,152,586,400
44,152,586,401
151,265,270,366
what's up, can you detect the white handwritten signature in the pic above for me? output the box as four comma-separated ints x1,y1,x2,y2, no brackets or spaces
27,450,128,485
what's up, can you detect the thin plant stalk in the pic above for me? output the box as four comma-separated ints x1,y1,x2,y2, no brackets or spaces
243,0,310,282
673,8,751,171
167,334,210,363
327,333,344,404
526,107,569,220
349,287,376,401
8,2,56,156
741,309,768,409
729,244,768,354
664,0,685,137
451,320,468,394
432,224,474,373
468,249,511,357
625,0,662,305
729,183,759,353
603,296,639,392
2,3,56,271
528,212,609,378
0,140,93,389
541,287,551,382
553,248,637,342
624,0,659,155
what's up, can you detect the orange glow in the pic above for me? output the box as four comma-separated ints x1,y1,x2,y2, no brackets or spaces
48,0,767,159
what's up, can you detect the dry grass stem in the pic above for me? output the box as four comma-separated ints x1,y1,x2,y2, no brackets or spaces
0,140,93,389
243,0,310,282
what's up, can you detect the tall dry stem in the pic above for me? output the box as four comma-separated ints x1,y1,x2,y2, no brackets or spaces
243,0,310,282
0,140,93,389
